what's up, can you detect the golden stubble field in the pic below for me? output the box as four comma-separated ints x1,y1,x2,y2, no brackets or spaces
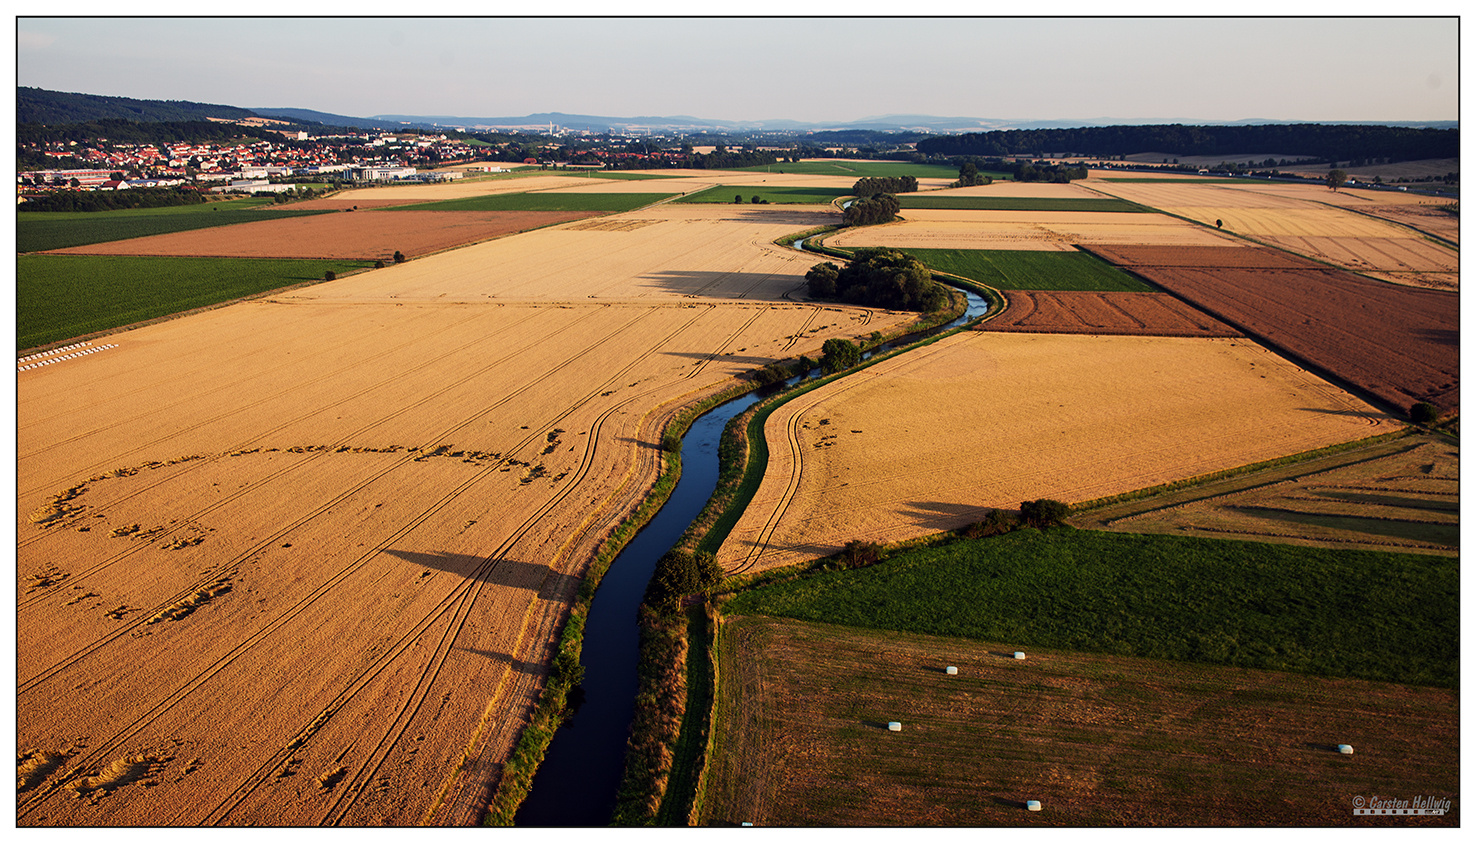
291,203,847,303
1085,179,1459,288
826,209,1240,252
15,205,912,826
717,332,1394,575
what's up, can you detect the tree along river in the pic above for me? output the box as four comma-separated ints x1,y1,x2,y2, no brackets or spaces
515,281,991,826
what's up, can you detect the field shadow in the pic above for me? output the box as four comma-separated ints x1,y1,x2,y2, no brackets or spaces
381,548,579,599
458,647,536,674
1303,742,1346,754
860,720,895,731
1297,407,1390,420
992,796,1030,810
663,349,782,367
1413,327,1459,346
640,269,799,299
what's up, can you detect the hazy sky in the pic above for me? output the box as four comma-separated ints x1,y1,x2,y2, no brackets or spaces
14,16,1461,125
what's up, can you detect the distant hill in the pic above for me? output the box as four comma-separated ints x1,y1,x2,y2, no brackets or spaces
17,86,1458,138
17,86,259,124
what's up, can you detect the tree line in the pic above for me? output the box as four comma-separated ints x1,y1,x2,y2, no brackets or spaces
842,193,901,226
915,123,1459,164
852,175,917,196
805,248,951,312
18,185,210,212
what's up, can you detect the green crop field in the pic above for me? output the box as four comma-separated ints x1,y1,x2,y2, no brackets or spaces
895,248,1152,291
17,199,333,253
733,160,974,180
675,185,851,205
725,528,1457,687
396,192,674,212
17,254,375,350
898,195,1148,212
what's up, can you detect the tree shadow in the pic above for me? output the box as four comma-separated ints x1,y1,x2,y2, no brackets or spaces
458,647,536,674
381,548,580,600
638,269,808,301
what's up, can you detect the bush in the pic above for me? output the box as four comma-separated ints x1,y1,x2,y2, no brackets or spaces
819,338,861,374
393,250,406,263
644,549,722,615
661,432,683,454
1410,402,1440,425
838,539,884,569
1019,499,1071,528
374,260,386,269
961,508,1016,538
323,270,336,281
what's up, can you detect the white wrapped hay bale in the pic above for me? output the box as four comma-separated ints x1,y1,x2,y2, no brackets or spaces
887,721,902,732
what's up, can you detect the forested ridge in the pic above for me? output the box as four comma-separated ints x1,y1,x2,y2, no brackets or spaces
916,123,1458,163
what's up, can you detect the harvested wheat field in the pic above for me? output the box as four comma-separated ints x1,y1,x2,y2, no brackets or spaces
1088,179,1460,288
43,210,599,261
716,332,1393,574
1083,245,1460,413
289,204,846,303
981,290,1242,336
826,210,1238,252
928,181,1106,198
15,205,913,825
702,616,1457,827
1075,432,1459,557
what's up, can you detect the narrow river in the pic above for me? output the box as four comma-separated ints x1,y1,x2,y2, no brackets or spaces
516,275,991,826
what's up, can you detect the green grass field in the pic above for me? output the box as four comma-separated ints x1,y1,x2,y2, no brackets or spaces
898,195,1148,212
17,254,375,350
894,248,1152,291
396,191,674,212
733,160,976,180
17,199,333,253
725,528,1457,687
675,185,852,205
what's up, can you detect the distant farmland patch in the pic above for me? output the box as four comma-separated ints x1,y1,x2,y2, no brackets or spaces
45,210,599,262
17,254,374,349
726,528,1457,687
395,191,675,212
734,160,970,180
676,185,852,205
17,198,331,253
897,248,1152,291
899,196,1148,212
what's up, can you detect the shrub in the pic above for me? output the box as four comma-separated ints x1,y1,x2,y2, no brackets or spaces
1410,402,1440,425
838,539,885,569
661,432,683,454
1019,498,1071,528
644,549,722,616
323,270,336,281
819,338,861,374
393,250,406,263
374,260,386,269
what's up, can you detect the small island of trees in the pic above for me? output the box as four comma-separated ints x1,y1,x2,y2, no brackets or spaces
805,248,951,312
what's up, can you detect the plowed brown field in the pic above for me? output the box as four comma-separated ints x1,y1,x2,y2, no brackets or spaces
44,210,598,261
16,205,912,826
1086,180,1459,289
1083,245,1460,413
981,291,1241,336
717,332,1391,575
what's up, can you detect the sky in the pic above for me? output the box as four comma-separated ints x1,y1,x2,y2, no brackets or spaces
13,14,1463,126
